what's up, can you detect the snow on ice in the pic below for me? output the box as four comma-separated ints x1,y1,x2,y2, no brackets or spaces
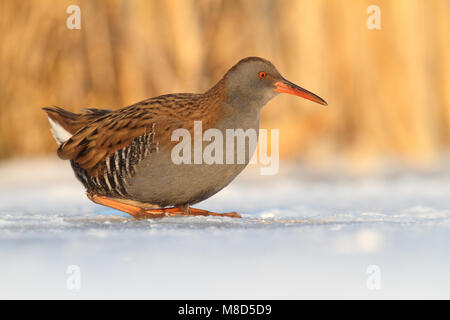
0,157,449,299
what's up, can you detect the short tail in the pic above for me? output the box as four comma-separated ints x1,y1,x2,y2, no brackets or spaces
43,106,113,145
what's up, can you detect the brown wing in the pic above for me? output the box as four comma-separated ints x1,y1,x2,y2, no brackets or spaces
55,97,192,177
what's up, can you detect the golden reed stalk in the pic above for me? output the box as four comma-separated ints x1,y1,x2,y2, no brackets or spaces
0,0,449,170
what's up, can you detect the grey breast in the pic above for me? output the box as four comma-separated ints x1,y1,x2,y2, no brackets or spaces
125,106,261,207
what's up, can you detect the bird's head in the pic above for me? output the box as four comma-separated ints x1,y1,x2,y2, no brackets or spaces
222,57,327,109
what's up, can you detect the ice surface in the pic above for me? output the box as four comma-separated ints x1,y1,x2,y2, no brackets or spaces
0,157,450,299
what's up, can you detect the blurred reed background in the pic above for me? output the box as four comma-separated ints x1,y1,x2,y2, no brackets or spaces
0,0,449,171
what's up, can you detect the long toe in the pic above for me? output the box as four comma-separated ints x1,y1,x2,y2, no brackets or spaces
138,207,186,219
189,207,242,218
210,211,242,218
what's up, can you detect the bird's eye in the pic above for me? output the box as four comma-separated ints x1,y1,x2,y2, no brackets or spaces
258,71,267,79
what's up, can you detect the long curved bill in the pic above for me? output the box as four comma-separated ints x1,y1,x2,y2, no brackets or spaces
275,78,327,106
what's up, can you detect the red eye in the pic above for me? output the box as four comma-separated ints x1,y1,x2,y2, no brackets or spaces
258,71,266,79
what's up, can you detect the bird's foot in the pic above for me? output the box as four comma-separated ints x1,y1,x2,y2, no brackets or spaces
139,206,241,219
87,193,241,219
186,207,241,218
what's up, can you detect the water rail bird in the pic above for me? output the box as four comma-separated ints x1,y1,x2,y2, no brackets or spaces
43,57,327,219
